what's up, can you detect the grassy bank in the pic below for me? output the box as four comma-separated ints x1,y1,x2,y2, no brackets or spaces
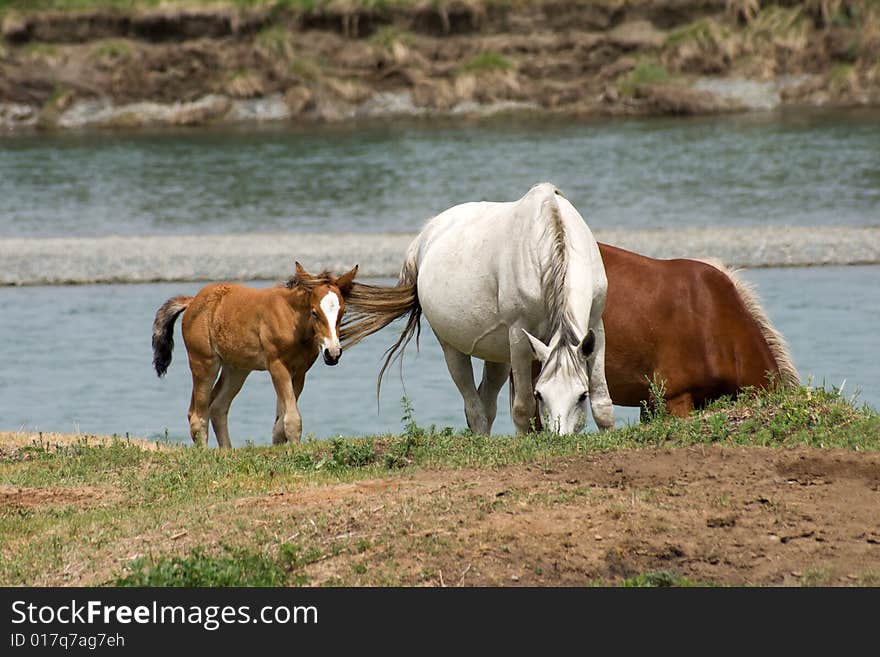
0,0,427,13
1,384,878,587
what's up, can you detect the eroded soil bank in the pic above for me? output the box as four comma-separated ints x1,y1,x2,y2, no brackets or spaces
2,0,879,130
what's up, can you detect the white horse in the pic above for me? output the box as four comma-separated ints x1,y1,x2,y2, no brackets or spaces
343,183,613,435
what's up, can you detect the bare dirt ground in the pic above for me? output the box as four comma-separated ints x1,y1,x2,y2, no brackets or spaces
206,445,880,586
7,435,878,586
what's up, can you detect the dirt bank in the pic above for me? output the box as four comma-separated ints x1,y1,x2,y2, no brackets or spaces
12,444,880,586
2,0,879,130
275,445,880,586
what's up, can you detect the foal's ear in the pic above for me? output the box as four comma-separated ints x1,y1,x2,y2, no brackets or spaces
295,261,308,278
579,330,596,359
335,264,359,298
522,329,551,363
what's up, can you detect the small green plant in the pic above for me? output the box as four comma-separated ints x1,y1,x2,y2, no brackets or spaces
458,51,513,74
400,395,424,439
641,374,669,422
24,42,58,58
115,545,287,587
89,39,132,62
279,542,325,570
369,25,413,50
289,56,320,80
616,60,670,95
325,437,376,469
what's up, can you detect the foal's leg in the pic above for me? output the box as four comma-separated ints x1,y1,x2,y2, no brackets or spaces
273,370,307,441
292,370,306,400
508,327,538,434
187,354,220,447
438,339,490,435
478,361,511,435
208,366,249,449
269,360,302,445
586,319,614,431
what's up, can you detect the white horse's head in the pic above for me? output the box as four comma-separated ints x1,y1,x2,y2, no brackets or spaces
523,329,596,435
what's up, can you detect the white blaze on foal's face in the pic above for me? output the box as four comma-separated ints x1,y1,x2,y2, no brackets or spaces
318,290,342,365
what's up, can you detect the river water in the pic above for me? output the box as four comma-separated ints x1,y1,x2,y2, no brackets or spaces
0,109,878,442
3,109,879,239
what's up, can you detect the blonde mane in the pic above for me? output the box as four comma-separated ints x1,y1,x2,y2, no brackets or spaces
700,259,799,387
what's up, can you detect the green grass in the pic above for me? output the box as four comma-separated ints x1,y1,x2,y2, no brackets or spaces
457,51,513,74
616,60,670,95
115,544,289,586
0,0,423,15
3,385,877,492
88,38,132,61
1,385,877,586
368,24,414,49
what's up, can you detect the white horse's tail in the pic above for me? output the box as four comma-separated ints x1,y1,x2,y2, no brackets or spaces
340,241,422,396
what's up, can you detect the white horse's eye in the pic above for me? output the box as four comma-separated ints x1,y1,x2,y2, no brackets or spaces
534,390,543,402
578,391,588,403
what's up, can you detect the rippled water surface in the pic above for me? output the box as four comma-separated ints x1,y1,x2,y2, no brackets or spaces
2,109,879,239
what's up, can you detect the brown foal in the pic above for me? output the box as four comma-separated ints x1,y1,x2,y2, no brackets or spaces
152,263,358,448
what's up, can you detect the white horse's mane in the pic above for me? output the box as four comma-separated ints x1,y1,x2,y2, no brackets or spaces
538,188,588,382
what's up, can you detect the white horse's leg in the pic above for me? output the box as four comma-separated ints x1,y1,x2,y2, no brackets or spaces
269,360,302,444
438,339,490,434
478,361,511,435
509,327,538,434
208,366,249,449
586,319,614,431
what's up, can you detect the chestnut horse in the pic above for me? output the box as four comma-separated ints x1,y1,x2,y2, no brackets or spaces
152,263,358,448
515,243,799,423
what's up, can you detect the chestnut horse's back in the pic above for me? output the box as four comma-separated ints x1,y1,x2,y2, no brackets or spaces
600,243,798,416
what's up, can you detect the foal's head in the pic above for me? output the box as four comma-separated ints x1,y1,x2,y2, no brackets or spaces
294,262,358,366
523,329,596,435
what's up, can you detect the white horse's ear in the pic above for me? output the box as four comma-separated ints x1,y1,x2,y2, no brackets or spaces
522,329,550,363
579,330,596,359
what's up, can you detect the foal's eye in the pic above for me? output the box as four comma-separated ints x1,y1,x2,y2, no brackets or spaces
310,309,318,318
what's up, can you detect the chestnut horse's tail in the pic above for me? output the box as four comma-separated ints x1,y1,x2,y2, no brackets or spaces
702,260,800,388
152,295,193,378
340,249,421,396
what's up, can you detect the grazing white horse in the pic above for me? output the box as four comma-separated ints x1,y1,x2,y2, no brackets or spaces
343,182,614,435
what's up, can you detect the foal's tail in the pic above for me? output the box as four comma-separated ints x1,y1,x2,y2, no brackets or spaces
340,249,421,396
152,295,193,377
